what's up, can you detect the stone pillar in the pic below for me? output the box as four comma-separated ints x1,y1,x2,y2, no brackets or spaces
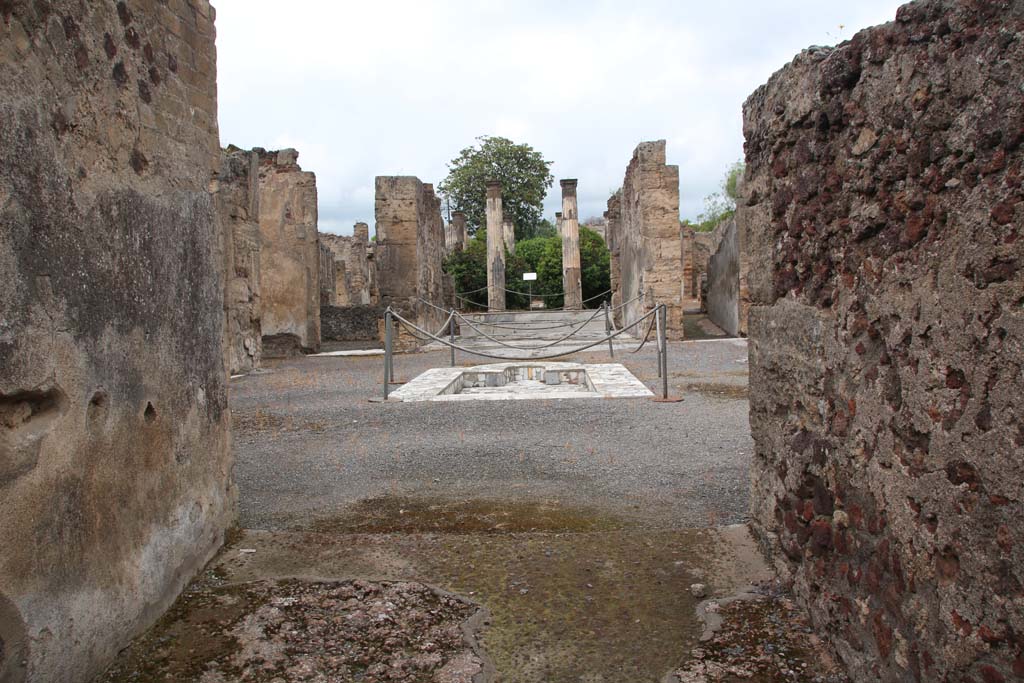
560,179,582,310
502,212,516,255
451,211,467,251
556,211,563,235
485,181,506,311
352,222,370,304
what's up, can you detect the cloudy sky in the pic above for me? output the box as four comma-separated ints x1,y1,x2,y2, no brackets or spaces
213,0,903,235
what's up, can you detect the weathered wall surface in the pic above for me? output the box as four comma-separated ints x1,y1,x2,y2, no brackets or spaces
606,193,623,323
216,148,262,375
705,217,740,335
321,304,386,342
256,149,320,356
321,224,373,307
318,241,336,306
744,2,1023,680
375,177,449,334
0,2,234,681
611,141,684,338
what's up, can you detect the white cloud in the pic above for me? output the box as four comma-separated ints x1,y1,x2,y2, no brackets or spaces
213,0,904,234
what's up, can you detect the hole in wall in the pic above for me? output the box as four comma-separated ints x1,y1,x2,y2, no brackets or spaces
87,390,109,426
0,386,66,432
144,402,156,423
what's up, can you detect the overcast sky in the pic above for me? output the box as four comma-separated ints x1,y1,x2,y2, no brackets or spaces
213,0,904,235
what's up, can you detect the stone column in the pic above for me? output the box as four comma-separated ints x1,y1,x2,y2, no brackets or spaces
555,211,563,235
352,222,370,304
502,212,516,255
485,181,506,311
560,179,582,310
451,211,467,251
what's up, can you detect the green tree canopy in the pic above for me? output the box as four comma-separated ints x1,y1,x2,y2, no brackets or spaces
694,160,745,232
438,136,554,240
445,226,611,311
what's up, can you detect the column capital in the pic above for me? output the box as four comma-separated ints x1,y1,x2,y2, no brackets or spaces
486,180,502,198
560,178,578,195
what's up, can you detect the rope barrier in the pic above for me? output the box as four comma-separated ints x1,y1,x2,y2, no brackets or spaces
386,306,660,363
452,307,606,351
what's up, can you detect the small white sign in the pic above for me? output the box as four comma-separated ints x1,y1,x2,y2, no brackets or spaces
522,272,538,281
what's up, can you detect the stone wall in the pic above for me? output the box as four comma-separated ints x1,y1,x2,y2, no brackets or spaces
256,148,321,356
318,241,336,306
605,192,623,321
321,224,374,307
704,217,740,335
321,304,386,342
374,176,450,335
609,141,684,338
744,2,1023,680
0,2,234,681
216,147,262,375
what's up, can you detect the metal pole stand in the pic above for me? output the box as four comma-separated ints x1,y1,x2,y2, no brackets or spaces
603,301,614,358
652,304,684,403
383,307,393,401
449,313,456,367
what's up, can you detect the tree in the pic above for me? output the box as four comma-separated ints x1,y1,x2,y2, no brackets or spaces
695,160,745,232
438,136,554,240
448,227,611,311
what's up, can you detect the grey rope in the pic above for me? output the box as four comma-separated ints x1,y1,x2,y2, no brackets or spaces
387,306,659,362
452,306,606,351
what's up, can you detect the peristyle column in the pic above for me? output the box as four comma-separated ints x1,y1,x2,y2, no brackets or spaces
485,181,506,311
560,179,582,310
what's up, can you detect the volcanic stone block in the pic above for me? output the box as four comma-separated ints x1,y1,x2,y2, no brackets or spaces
0,1,234,681
743,2,1024,680
256,149,321,355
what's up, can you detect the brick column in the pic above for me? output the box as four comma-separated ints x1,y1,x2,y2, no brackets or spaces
485,181,506,311
560,179,582,310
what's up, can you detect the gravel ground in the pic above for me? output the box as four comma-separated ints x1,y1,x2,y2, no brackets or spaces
230,337,753,532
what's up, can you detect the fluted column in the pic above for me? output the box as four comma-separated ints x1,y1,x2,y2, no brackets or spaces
451,211,468,251
485,181,506,311
560,179,582,310
502,212,515,255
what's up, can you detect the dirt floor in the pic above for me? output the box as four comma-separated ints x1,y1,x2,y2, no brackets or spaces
95,338,847,683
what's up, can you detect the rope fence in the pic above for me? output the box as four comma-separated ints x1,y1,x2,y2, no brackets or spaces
381,303,670,400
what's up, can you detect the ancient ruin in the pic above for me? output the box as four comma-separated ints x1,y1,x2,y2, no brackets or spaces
320,223,375,307
605,141,684,338
745,2,1023,679
0,2,234,681
256,148,322,355
485,180,506,312
374,176,451,334
217,147,263,374
560,179,583,310
4,1,1022,681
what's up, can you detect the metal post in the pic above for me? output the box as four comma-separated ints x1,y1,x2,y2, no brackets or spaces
604,301,614,358
449,313,456,367
660,304,668,400
384,309,393,400
654,303,662,378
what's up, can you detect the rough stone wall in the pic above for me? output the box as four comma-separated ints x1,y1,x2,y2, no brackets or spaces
318,241,336,306
216,148,262,375
743,2,1024,680
0,2,234,681
605,193,623,324
321,304,386,342
320,225,373,307
612,141,683,338
256,148,320,355
705,217,740,335
374,177,449,335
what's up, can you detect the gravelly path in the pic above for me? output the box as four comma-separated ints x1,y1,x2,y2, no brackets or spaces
230,338,752,532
